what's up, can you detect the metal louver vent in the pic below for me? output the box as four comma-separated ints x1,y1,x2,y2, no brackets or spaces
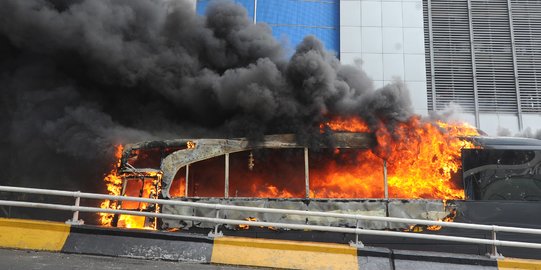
424,0,475,112
512,0,541,112
424,0,541,116
471,0,517,113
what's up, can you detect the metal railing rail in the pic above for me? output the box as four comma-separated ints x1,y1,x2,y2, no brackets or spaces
1,185,541,257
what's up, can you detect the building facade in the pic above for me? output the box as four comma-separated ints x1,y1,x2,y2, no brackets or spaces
196,0,541,135
339,0,428,117
195,0,340,55
422,0,541,135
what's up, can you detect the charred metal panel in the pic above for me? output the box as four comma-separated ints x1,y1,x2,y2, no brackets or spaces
463,149,541,201
161,198,449,231
306,200,387,229
222,200,269,229
161,203,194,229
262,200,308,226
453,200,541,259
158,133,374,198
388,200,450,229
469,136,541,150
454,200,541,228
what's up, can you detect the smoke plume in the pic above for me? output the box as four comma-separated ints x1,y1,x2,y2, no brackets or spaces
498,127,541,140
0,0,414,191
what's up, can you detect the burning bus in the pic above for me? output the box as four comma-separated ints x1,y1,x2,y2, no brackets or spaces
98,117,541,232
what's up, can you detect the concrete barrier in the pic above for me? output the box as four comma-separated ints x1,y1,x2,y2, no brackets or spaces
1,218,541,269
211,236,358,269
498,258,541,270
62,225,213,262
0,218,70,251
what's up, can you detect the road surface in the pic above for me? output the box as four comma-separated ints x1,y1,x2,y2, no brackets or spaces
0,249,262,270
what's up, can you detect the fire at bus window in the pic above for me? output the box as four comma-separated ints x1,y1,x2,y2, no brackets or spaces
188,155,225,197
112,171,162,229
127,148,162,169
126,146,186,170
463,149,541,201
309,148,384,199
169,167,187,198
229,149,305,198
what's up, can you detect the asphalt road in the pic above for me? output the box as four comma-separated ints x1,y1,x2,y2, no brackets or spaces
0,249,261,270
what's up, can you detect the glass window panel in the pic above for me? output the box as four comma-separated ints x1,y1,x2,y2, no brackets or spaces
463,149,541,201
197,0,340,56
257,0,337,26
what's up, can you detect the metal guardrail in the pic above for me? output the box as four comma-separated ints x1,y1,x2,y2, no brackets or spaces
1,185,541,258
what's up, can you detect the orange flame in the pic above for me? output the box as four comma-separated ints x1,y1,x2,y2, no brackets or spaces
169,176,186,198
320,116,370,133
314,116,478,199
99,145,123,225
427,209,457,231
99,145,161,229
238,217,258,230
99,115,478,230
253,184,295,198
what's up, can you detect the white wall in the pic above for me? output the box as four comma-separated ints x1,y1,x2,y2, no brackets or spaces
340,0,428,115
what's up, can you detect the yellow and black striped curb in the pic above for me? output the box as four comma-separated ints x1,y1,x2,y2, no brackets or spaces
1,218,541,269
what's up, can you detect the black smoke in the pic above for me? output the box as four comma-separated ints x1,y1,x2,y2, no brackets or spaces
0,0,413,191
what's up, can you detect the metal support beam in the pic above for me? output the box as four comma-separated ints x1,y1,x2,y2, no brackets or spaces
66,192,83,225
427,0,437,111
121,177,128,196
490,228,504,258
304,148,310,199
208,209,223,237
467,0,481,129
507,0,524,131
185,164,189,197
225,153,229,198
253,0,257,24
383,160,388,199
350,219,365,248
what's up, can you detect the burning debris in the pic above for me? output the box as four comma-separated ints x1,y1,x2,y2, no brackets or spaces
97,115,480,230
97,129,541,232
99,145,124,226
99,145,163,229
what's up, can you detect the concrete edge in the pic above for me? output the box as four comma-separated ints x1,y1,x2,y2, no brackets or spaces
2,218,541,270
62,224,213,263
0,217,70,251
498,258,541,270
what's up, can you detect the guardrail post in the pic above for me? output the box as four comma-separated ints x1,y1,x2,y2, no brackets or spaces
383,160,388,199
225,153,229,198
66,192,84,225
349,219,364,248
185,164,190,197
208,209,223,237
304,147,310,199
489,226,503,258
